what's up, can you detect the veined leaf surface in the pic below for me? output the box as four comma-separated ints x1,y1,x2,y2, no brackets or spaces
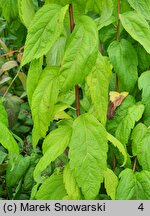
108,39,138,92
21,4,69,66
60,15,98,92
63,163,81,200
86,53,112,126
69,113,107,199
31,67,59,147
35,174,67,200
120,11,150,54
34,122,72,179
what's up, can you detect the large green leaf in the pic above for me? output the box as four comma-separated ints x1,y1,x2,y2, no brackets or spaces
86,53,112,126
120,11,150,54
34,122,72,180
131,123,150,171
0,0,18,23
21,4,69,66
60,15,98,92
69,113,107,199
104,168,118,200
0,122,19,154
127,0,150,20
63,163,81,200
116,169,150,199
115,103,144,146
138,71,150,126
107,133,127,166
35,174,67,200
26,58,43,106
108,39,138,92
31,67,60,148
6,154,30,187
18,0,36,28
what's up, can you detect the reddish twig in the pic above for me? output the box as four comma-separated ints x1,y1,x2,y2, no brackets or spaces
69,4,80,116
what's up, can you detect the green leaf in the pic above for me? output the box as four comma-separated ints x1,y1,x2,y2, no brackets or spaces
104,168,118,200
136,44,150,72
120,11,150,54
0,0,18,23
34,122,72,180
35,174,67,200
6,154,30,187
116,169,150,199
26,58,43,106
135,170,150,199
0,122,19,154
46,34,67,67
131,123,147,156
69,113,107,199
127,0,150,20
115,103,144,146
107,95,136,135
86,53,112,126
18,0,36,28
21,4,69,66
60,15,98,92
95,0,114,30
116,168,135,200
0,151,7,165
137,130,150,171
138,71,150,126
86,0,102,14
0,99,8,127
63,163,81,200
132,124,150,171
31,67,60,148
108,39,138,92
107,133,127,166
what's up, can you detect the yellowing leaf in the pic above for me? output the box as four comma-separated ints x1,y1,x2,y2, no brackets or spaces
104,168,118,200
63,163,81,200
35,174,67,200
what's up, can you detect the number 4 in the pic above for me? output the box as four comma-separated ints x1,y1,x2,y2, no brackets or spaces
138,203,144,211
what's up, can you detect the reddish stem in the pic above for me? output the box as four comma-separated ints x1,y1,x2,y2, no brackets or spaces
69,4,80,116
